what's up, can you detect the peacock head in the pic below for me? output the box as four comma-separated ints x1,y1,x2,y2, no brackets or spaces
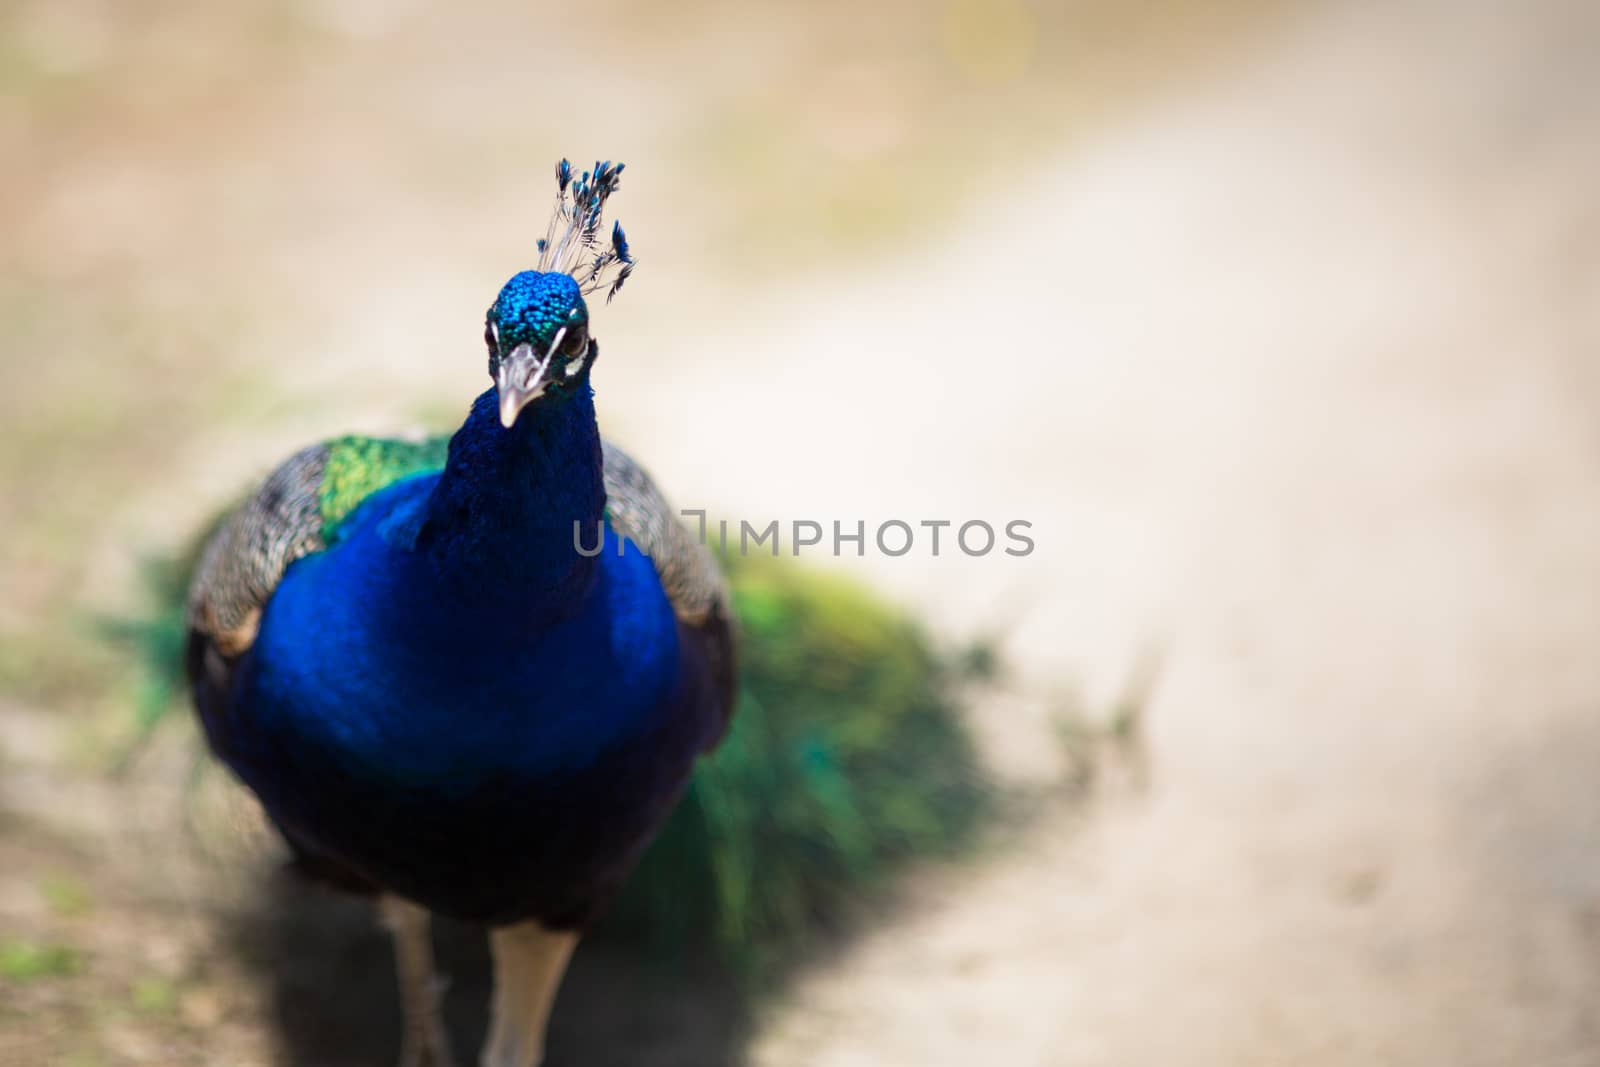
485,271,593,427
486,159,635,429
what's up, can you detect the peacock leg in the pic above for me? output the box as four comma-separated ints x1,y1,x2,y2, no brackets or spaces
480,922,578,1067
379,895,457,1067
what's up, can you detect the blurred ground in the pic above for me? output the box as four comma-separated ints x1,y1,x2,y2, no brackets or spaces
5,0,1600,1064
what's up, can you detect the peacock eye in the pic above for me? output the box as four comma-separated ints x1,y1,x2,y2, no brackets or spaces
560,321,589,357
484,320,500,354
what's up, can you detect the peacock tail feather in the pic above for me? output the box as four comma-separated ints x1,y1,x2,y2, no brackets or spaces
601,550,989,981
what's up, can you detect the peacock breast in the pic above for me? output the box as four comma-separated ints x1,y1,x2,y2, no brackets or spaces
242,478,686,792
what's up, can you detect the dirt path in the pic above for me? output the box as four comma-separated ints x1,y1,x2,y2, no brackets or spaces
669,2,1600,1063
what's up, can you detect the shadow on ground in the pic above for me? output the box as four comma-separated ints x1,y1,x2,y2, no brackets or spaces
224,874,747,1067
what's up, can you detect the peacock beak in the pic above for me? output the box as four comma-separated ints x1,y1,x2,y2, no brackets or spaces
495,329,566,428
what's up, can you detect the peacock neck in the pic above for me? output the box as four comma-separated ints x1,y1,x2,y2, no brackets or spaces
417,384,605,624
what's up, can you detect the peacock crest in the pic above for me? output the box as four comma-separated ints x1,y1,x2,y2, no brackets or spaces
536,159,636,302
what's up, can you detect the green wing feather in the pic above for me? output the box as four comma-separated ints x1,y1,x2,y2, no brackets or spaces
318,434,450,541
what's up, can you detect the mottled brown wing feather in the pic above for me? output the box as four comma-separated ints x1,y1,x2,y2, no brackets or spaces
183,442,383,893
602,440,739,731
186,443,330,655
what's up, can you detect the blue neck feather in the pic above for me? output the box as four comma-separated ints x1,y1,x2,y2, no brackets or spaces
415,385,604,622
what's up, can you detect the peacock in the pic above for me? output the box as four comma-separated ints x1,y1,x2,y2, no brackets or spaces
129,159,992,1067
184,160,734,1067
